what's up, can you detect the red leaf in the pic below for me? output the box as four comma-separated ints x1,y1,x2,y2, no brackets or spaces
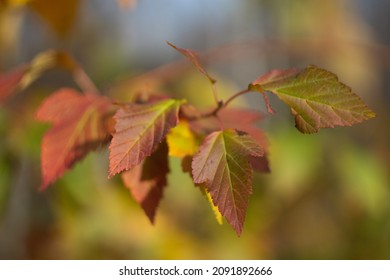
121,141,169,223
167,41,216,84
0,66,27,103
36,88,112,190
109,99,182,177
192,129,263,235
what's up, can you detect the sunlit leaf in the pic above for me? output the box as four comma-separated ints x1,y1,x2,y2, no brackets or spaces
109,99,183,177
36,88,112,190
250,65,375,133
121,141,169,223
192,129,263,235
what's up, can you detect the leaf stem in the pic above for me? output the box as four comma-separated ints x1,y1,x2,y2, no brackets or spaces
222,88,251,109
73,66,100,95
184,88,252,121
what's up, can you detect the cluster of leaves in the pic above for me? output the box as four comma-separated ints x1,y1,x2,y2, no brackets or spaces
0,43,375,235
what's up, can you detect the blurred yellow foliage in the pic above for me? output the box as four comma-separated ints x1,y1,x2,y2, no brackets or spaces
28,0,80,37
166,120,199,158
3,0,30,7
1,0,80,37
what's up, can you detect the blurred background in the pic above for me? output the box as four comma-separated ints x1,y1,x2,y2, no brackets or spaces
0,0,389,259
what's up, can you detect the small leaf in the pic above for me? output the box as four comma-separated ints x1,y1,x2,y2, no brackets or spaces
36,88,113,190
167,41,216,84
192,129,263,235
121,141,169,223
109,98,182,177
166,120,199,158
250,65,376,133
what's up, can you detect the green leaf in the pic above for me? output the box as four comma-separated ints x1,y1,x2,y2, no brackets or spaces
109,99,182,177
192,129,263,235
250,65,376,133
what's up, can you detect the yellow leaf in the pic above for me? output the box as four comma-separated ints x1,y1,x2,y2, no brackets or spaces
166,120,199,158
28,0,80,37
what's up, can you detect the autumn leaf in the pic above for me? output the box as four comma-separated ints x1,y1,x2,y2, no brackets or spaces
121,141,169,223
166,119,223,224
189,108,270,173
36,88,112,190
109,98,183,177
167,41,216,84
192,129,263,235
249,65,376,133
218,109,270,173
